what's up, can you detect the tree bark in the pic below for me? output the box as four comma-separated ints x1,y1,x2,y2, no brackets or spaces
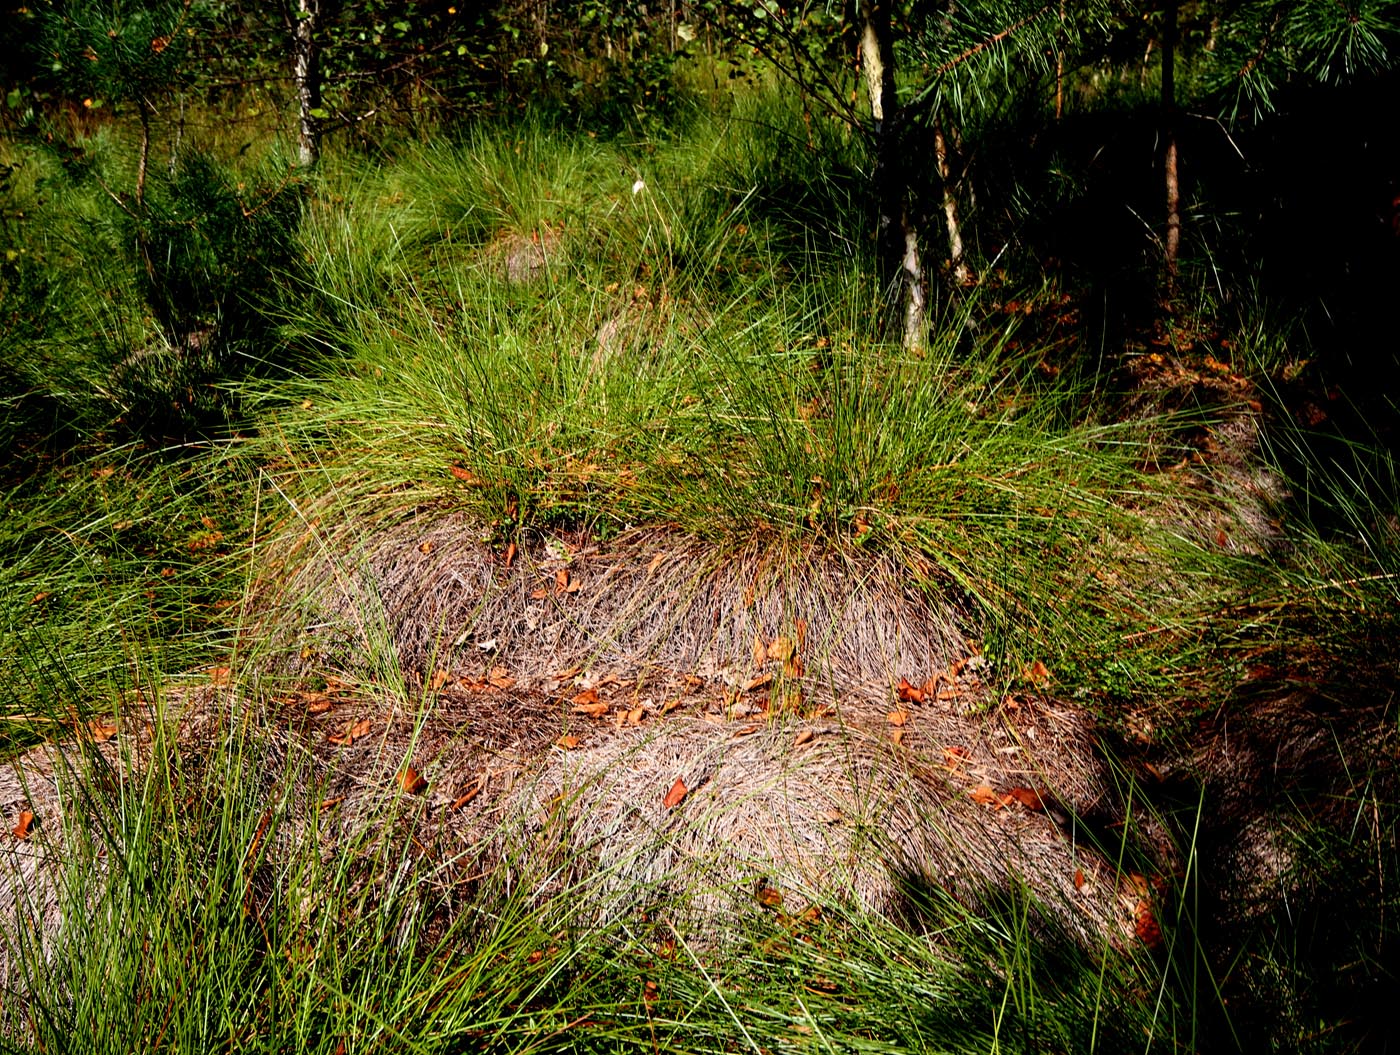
933,115,970,286
1161,0,1180,300
861,0,927,351
135,99,152,207
293,0,322,168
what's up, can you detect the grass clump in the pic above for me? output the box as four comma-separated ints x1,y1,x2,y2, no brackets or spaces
1,85,1397,1055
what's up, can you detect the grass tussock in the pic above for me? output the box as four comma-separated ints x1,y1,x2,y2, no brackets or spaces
1,88,1397,1052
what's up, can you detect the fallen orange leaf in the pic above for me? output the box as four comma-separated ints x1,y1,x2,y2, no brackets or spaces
742,673,772,692
12,811,34,840
751,634,767,667
794,728,815,747
451,785,481,810
1024,660,1050,686
571,687,600,706
397,766,428,794
896,677,925,704
503,541,517,567
418,540,432,554
1074,868,1086,890
1007,787,1045,811
970,785,1003,807
1134,900,1163,948
733,722,762,737
755,878,783,908
572,700,608,718
306,695,333,714
556,735,581,750
327,718,373,746
89,720,118,743
767,636,795,662
488,667,515,690
626,706,644,726
891,728,906,746
209,666,231,686
429,669,450,691
886,710,910,726
663,777,688,809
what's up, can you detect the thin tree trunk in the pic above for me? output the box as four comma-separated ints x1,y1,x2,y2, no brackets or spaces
933,116,970,286
135,100,152,206
861,0,926,350
1162,0,1180,300
1055,0,1065,120
293,0,322,168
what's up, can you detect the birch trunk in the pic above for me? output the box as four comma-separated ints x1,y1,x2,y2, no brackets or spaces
861,0,927,351
933,116,970,286
293,0,322,168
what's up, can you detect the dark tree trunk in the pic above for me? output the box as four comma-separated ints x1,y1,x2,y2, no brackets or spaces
293,0,322,168
861,0,927,350
1161,0,1181,300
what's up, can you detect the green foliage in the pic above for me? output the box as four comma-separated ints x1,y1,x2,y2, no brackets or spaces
36,0,207,111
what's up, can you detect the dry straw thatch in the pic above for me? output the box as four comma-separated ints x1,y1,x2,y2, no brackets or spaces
0,518,1172,992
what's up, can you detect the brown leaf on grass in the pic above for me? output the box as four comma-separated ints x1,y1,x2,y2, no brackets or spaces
319,796,346,812
530,586,549,599
30,592,49,605
571,687,600,707
450,785,481,811
1007,787,1045,810
208,666,232,686
397,767,428,794
733,722,762,737
555,568,581,594
660,697,685,715
305,695,333,714
555,735,581,750
503,541,517,567
755,877,783,908
89,720,119,743
886,710,910,726
896,677,925,704
1074,868,1086,890
1134,900,1163,948
970,785,1003,807
488,666,515,690
572,700,609,718
742,673,772,692
327,718,373,746
1024,660,1051,686
418,540,433,554
663,777,688,809
12,811,34,840
794,728,815,747
891,728,906,746
751,634,767,667
429,669,451,692
943,745,970,764
1214,528,1229,548
449,465,481,484
626,706,644,726
767,636,796,662
783,655,804,679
